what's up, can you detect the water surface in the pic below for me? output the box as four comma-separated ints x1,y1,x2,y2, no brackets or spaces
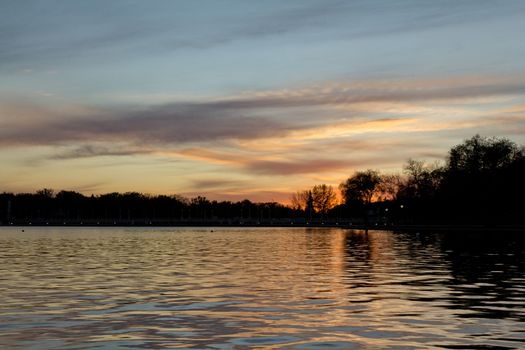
1,227,524,349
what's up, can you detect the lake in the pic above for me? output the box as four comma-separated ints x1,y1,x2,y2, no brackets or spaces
0,227,524,349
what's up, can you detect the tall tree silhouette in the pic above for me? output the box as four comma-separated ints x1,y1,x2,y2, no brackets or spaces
312,184,337,217
340,170,381,224
442,135,524,223
340,170,381,206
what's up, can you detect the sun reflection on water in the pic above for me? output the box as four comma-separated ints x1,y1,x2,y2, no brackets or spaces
0,227,524,349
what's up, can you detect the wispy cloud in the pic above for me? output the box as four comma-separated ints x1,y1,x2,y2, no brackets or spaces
0,101,294,146
49,144,149,160
2,1,522,69
2,74,525,190
2,75,525,149
244,158,355,175
229,76,525,107
191,179,241,190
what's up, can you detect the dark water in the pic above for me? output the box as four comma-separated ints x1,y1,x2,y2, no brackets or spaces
0,227,524,349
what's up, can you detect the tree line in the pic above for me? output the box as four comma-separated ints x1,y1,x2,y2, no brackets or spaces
0,191,295,225
1,135,524,225
288,135,525,225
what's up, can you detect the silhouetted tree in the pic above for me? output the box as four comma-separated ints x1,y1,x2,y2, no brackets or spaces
340,170,381,206
448,135,521,173
340,170,381,225
292,185,336,219
377,173,404,201
36,188,55,198
191,196,211,220
441,135,525,223
312,184,337,216
55,190,86,220
291,189,314,219
400,159,443,200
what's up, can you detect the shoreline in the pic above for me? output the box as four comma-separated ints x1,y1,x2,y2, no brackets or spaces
2,222,525,232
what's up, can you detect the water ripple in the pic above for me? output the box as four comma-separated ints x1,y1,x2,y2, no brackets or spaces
0,227,524,349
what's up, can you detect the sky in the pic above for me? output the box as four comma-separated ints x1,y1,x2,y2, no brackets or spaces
1,0,525,202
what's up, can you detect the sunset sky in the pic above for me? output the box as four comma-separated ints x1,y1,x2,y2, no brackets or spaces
2,0,525,202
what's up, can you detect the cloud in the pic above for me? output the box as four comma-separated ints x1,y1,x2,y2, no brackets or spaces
0,101,294,147
4,2,523,59
50,144,149,160
227,76,525,108
169,141,410,176
162,146,347,176
191,179,241,190
0,2,357,68
2,75,525,157
2,1,523,70
244,159,349,175
67,182,107,194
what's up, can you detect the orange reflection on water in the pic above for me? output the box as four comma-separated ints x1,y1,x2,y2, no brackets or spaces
0,227,524,349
